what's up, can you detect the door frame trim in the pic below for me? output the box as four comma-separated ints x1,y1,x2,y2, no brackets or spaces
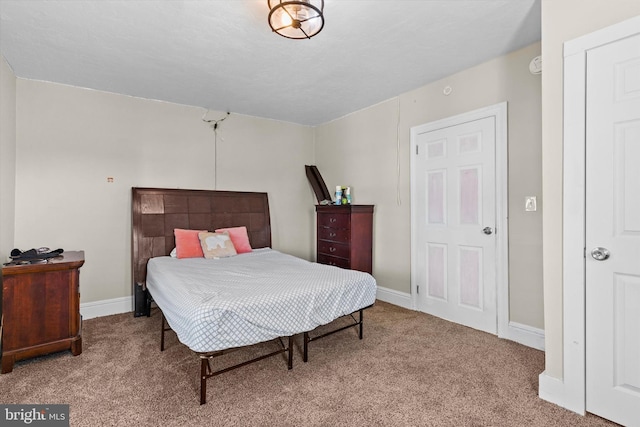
409,102,509,337
546,14,640,415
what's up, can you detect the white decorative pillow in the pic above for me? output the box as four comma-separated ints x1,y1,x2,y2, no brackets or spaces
198,231,237,259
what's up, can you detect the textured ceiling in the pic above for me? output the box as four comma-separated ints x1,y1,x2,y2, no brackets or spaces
0,0,541,126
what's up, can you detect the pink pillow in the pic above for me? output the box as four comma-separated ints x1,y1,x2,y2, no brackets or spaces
174,229,206,259
214,226,252,254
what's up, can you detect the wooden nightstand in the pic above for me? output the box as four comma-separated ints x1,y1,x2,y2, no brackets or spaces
1,251,84,373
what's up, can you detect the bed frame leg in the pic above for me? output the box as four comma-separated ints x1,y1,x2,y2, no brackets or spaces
359,309,364,340
288,336,293,370
160,312,166,351
303,332,309,363
145,289,152,317
200,358,208,405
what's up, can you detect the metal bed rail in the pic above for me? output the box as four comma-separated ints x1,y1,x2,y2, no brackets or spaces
302,305,373,363
160,311,293,405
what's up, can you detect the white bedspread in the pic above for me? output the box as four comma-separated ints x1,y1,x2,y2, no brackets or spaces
146,248,377,353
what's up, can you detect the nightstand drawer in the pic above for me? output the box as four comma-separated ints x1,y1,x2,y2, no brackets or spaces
317,227,350,243
317,254,350,269
318,241,350,258
317,213,350,229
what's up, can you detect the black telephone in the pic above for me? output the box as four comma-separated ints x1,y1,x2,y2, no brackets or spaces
4,248,64,266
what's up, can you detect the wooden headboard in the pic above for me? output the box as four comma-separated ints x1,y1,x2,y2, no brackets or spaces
131,187,271,316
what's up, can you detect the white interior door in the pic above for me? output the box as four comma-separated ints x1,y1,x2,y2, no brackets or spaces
413,116,497,334
585,32,640,426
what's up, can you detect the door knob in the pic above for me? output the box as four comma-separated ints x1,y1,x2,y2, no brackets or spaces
591,247,610,261
482,227,493,235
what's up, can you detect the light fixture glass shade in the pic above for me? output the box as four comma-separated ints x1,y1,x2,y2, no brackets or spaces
268,0,324,39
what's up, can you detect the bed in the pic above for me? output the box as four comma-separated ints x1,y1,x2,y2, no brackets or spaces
131,187,377,404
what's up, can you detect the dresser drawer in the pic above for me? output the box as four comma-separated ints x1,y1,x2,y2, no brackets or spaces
318,241,350,258
317,253,350,269
315,204,374,275
317,227,350,243
317,213,350,229
1,251,84,374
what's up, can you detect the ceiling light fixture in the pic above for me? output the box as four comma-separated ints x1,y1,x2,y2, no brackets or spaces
267,0,324,40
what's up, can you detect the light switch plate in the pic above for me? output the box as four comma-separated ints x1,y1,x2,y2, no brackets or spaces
525,196,537,212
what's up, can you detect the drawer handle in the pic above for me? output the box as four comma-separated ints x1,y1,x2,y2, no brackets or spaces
329,247,336,252
329,232,336,237
330,217,337,223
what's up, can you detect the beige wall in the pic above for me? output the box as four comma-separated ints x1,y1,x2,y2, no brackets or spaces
13,79,315,303
0,56,16,261
4,42,545,331
315,42,543,328
315,99,408,296
541,1,640,379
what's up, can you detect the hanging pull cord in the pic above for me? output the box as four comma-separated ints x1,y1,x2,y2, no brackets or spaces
201,111,230,190
202,111,230,129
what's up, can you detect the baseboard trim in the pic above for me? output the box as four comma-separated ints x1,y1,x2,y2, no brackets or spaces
376,286,412,310
81,293,543,352
80,296,133,320
375,289,545,351
538,371,585,415
81,288,414,320
505,321,545,351
82,288,413,321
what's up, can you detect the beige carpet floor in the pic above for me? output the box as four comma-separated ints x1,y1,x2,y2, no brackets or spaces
0,301,618,426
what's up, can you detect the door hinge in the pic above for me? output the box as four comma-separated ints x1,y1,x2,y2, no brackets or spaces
416,285,420,294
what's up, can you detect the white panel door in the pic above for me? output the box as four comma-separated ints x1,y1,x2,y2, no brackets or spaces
414,117,497,334
586,32,640,427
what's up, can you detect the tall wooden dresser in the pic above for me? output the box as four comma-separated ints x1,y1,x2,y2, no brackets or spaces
315,205,374,274
1,251,84,373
